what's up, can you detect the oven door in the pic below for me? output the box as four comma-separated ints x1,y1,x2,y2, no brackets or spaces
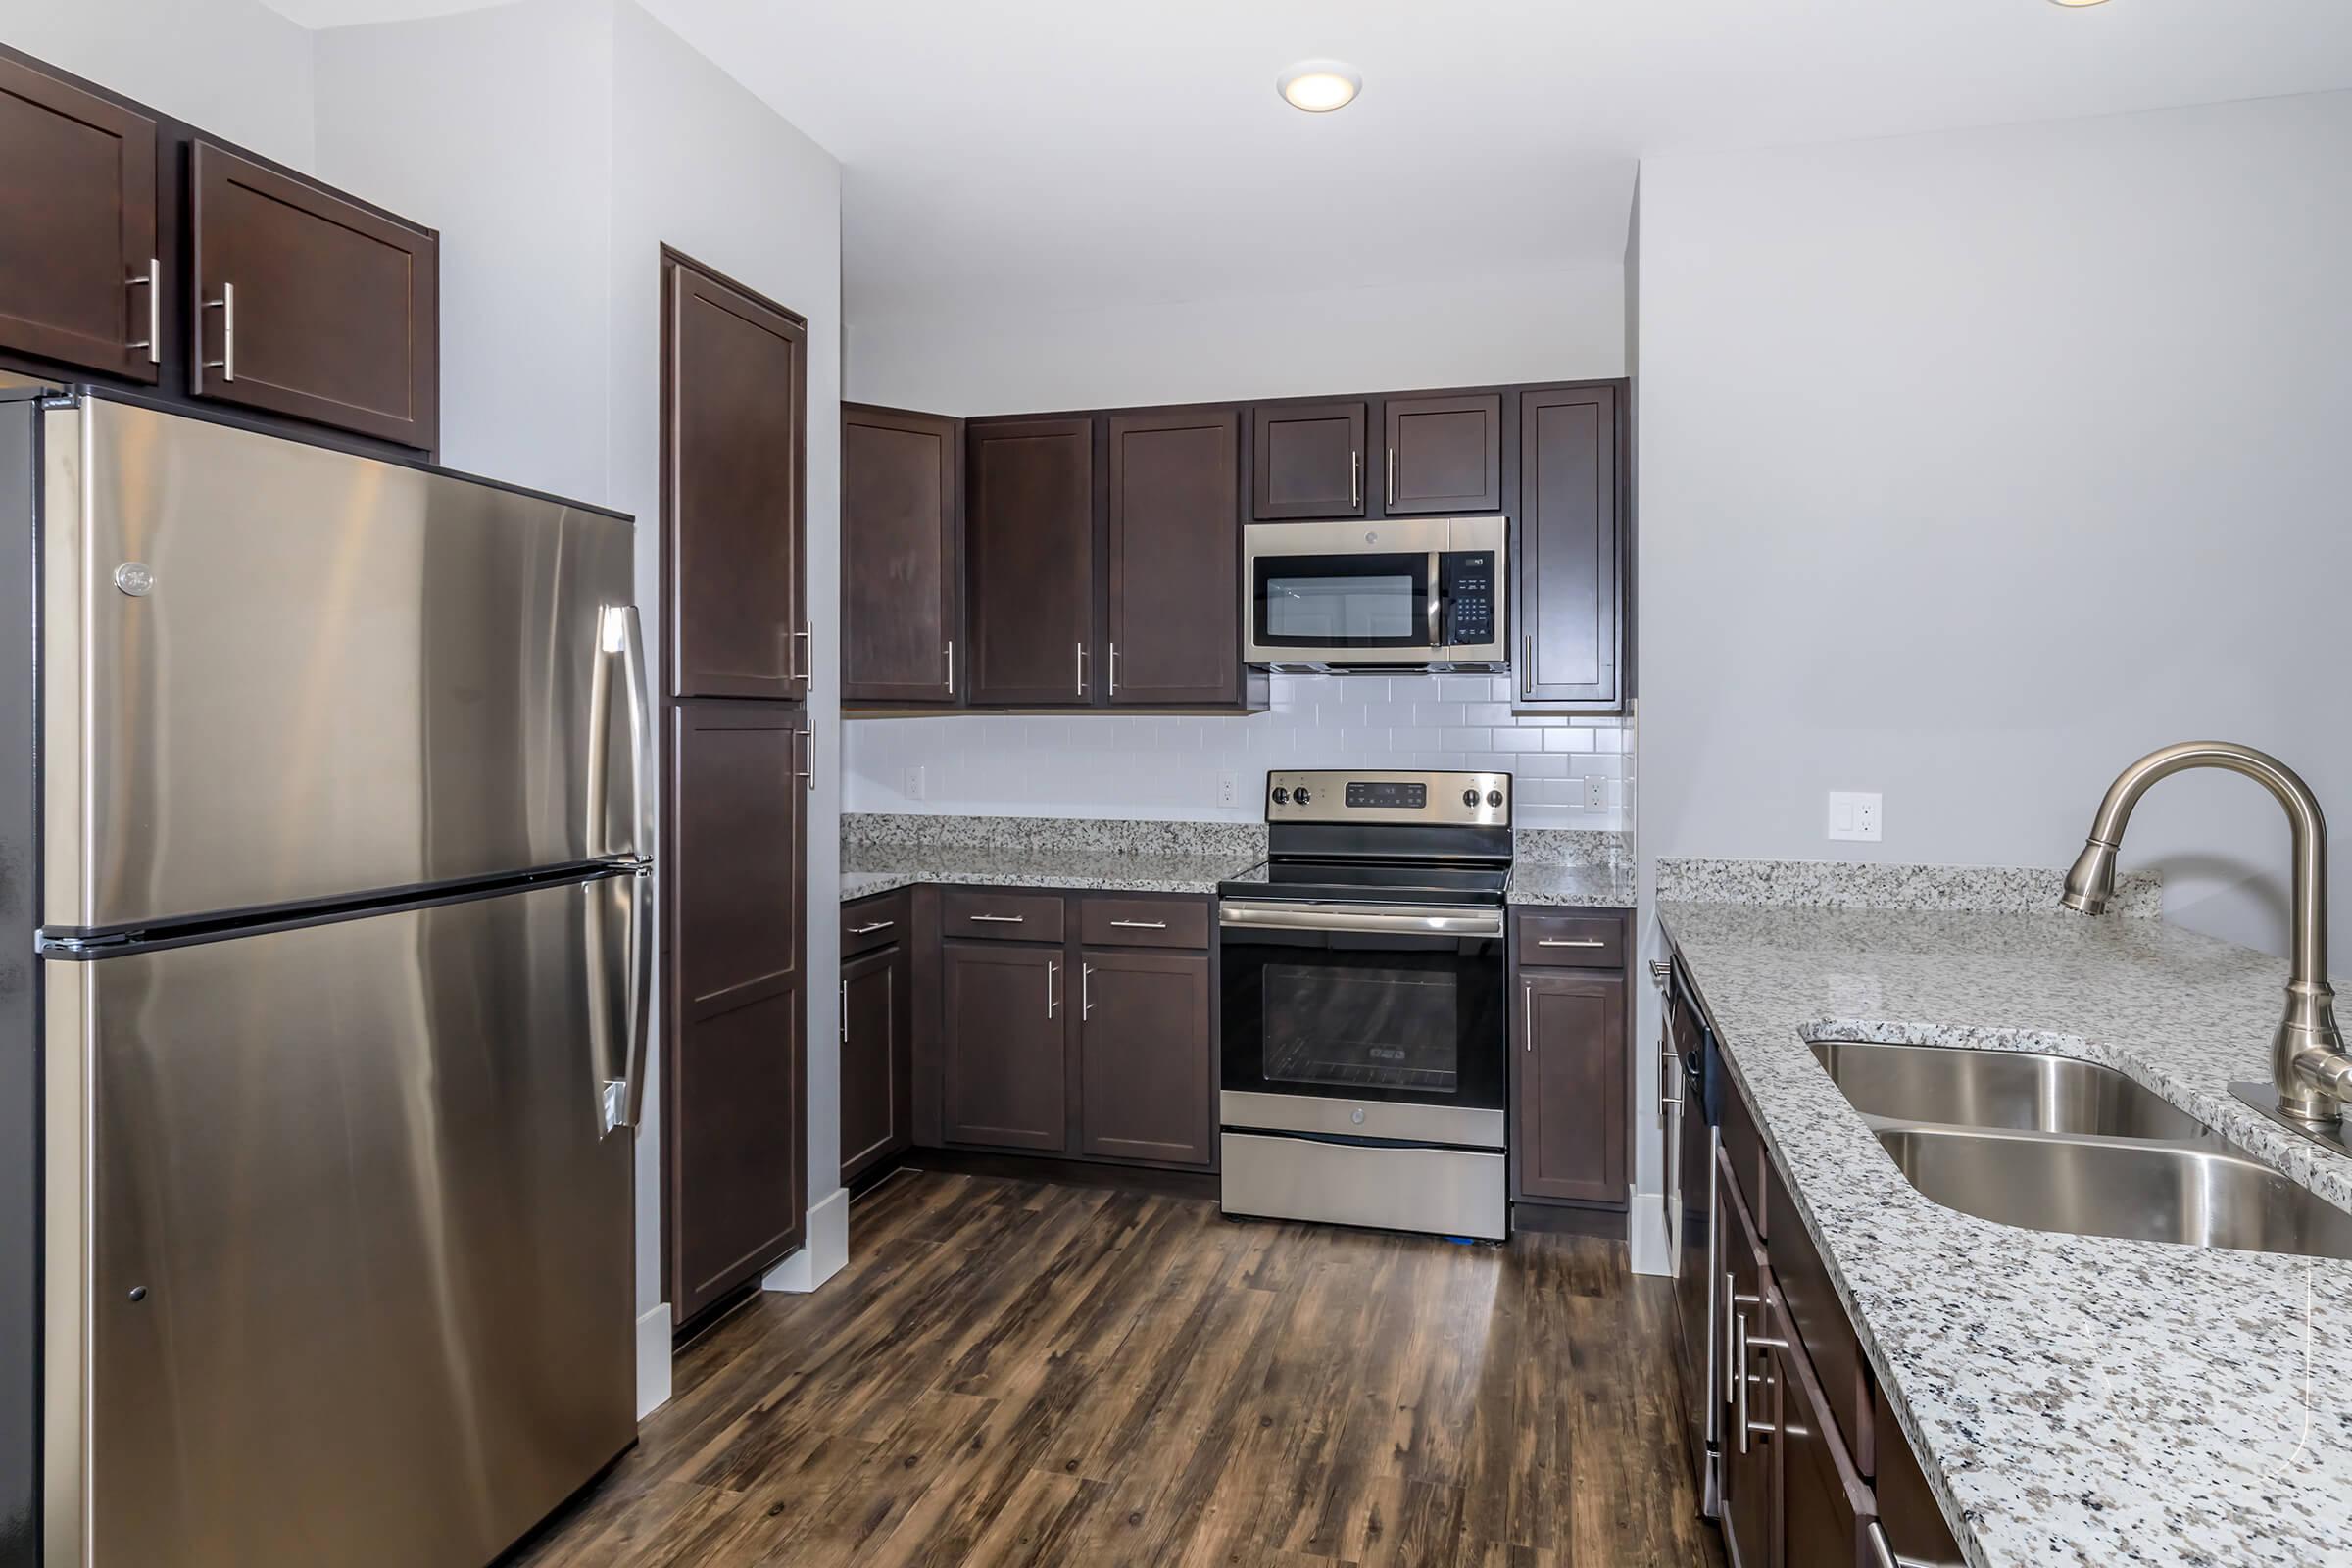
1218,901,1507,1148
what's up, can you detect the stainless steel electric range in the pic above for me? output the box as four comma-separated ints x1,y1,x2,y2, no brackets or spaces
1216,769,1512,1241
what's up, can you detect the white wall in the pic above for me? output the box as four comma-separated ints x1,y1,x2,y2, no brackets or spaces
312,0,844,1409
0,0,318,170
1637,89,2352,972
846,260,1625,416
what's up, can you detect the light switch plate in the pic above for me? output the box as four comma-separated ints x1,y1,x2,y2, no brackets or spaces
1827,791,1882,842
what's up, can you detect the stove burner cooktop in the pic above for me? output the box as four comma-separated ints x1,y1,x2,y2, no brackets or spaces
1217,858,1508,908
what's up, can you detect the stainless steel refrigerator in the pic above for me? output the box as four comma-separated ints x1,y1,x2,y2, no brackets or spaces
0,389,654,1567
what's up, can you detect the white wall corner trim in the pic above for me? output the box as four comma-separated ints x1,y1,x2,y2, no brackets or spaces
634,1301,673,1418
762,1185,851,1294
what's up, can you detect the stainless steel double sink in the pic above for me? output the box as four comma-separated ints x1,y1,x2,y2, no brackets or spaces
1809,1040,2352,1261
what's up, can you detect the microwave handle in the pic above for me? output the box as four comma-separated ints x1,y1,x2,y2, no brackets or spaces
1427,551,1443,647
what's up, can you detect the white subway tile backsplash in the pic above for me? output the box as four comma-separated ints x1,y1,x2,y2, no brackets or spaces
843,670,1632,828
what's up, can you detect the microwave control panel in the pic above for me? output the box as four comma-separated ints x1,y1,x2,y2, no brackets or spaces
1440,550,1496,647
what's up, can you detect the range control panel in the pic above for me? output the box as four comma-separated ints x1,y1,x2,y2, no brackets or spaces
1266,769,1510,827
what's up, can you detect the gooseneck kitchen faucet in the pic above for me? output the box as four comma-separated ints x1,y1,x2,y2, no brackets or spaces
2060,742,2352,1138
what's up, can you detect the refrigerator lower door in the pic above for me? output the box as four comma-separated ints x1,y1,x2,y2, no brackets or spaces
42,396,646,934
45,877,635,1568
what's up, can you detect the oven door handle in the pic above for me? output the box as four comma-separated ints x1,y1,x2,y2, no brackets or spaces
1217,900,1505,939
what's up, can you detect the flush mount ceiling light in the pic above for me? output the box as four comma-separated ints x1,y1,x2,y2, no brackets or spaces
1277,60,1361,113
2047,0,2112,7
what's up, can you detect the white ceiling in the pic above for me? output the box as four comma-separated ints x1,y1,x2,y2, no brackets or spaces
271,0,2352,324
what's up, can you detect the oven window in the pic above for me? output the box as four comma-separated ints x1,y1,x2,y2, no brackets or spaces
1261,963,1457,1094
1252,552,1430,648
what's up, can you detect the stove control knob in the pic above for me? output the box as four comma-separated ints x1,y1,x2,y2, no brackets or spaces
1292,786,1312,807
1462,789,1480,808
1271,787,1290,806
1487,789,1505,808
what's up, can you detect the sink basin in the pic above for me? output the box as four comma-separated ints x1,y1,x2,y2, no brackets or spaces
1810,1039,2209,1140
1873,1123,2352,1260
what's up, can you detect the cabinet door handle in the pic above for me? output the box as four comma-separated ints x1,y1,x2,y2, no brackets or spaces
1107,918,1165,930
1537,938,1605,949
126,259,158,362
792,625,813,687
849,919,896,936
202,282,235,382
1076,642,1088,698
1522,633,1533,689
794,725,813,790
1046,959,1059,1018
1081,962,1094,1021
839,979,849,1045
945,640,955,698
1864,1522,1936,1568
1108,642,1118,699
1522,979,1533,1052
1387,444,1396,506
967,912,1025,924
1349,449,1360,510
1733,1312,1749,1452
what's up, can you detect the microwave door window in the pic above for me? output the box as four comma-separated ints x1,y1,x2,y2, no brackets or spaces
1266,575,1416,642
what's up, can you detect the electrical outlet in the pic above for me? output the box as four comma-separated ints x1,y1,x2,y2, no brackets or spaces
1218,771,1240,808
1584,776,1608,810
903,765,925,803
1827,791,1882,842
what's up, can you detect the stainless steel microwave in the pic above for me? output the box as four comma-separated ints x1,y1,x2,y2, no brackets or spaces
1242,515,1506,670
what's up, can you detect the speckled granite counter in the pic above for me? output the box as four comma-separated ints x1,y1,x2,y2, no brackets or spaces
1659,896,2352,1568
1505,826,1636,906
840,813,1263,903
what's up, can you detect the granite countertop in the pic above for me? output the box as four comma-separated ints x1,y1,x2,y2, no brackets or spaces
840,847,1253,903
1659,899,2352,1568
1505,860,1637,907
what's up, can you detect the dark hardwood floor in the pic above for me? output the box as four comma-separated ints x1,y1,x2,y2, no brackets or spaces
514,1171,1725,1567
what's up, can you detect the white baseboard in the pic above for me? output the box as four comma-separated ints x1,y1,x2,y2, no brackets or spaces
761,1185,851,1294
634,1302,673,1418
1627,1188,1671,1276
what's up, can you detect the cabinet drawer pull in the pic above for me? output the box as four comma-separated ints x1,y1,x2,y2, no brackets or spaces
1537,938,1606,949
1107,918,1166,930
966,913,1025,924
202,282,235,382
126,259,158,362
849,920,896,936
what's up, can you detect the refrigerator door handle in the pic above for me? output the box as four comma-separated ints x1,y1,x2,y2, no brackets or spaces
604,605,654,859
619,864,654,1129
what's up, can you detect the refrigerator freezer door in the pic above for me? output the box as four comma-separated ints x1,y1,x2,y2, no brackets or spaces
42,397,645,933
44,877,636,1568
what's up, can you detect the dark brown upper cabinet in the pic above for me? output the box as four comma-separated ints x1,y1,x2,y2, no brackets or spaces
842,404,958,705
0,55,158,383
189,141,438,449
1384,392,1501,514
1107,408,1241,707
965,416,1095,706
1515,384,1623,710
1251,400,1365,520
663,250,808,702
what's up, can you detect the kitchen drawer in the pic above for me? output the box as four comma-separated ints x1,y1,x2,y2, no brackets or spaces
1722,1071,1766,1232
841,892,906,958
1872,1383,1967,1567
1767,1155,1873,1474
1079,893,1209,950
1517,912,1625,969
942,888,1065,943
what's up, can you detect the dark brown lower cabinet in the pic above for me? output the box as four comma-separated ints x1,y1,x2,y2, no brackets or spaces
1513,966,1629,1205
1720,1154,1775,1568
1077,949,1212,1165
1774,1293,1875,1568
1872,1384,1968,1567
839,940,910,1187
941,940,1067,1152
665,699,807,1325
